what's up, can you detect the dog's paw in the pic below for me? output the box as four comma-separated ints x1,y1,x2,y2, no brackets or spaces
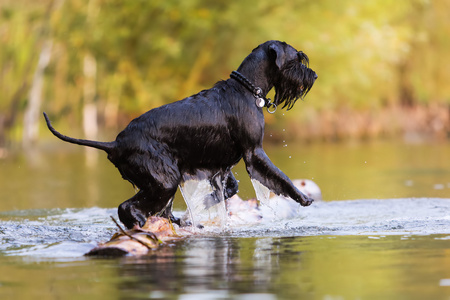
300,195,314,206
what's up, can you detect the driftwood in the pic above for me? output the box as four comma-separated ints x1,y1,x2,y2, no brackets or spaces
85,216,190,257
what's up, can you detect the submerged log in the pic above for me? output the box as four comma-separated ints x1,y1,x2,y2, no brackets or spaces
85,216,190,257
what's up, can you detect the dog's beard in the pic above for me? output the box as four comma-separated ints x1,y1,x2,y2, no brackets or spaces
273,59,316,110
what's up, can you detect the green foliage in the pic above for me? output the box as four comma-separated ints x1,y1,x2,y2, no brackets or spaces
1,0,449,142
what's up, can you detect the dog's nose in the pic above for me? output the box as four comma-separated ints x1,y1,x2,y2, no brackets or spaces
314,73,318,80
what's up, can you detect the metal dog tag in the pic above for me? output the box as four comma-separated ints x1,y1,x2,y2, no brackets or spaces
255,97,265,108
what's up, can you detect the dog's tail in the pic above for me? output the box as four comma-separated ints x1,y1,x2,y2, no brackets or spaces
43,112,115,153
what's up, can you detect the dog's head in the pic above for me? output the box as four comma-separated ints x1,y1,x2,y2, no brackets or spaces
265,41,317,110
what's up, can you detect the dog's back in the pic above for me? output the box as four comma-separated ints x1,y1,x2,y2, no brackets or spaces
113,80,254,174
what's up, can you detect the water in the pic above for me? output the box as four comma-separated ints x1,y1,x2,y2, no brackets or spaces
1,140,450,299
250,179,271,206
1,199,450,299
179,179,228,228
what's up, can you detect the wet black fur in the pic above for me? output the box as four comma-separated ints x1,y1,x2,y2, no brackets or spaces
43,40,318,229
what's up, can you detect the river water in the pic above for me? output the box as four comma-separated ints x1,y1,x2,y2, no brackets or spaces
1,140,450,299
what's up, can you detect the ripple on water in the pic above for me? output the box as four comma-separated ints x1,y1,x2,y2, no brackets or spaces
1,198,450,258
0,207,117,259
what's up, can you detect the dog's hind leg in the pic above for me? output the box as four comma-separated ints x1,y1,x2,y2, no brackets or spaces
118,183,179,229
116,146,182,229
118,190,152,229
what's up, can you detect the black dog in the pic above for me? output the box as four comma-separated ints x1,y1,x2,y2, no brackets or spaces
44,40,317,229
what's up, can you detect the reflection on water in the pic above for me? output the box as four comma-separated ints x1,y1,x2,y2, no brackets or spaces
116,234,450,299
1,230,450,299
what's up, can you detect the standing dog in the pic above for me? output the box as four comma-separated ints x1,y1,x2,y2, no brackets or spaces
44,40,317,229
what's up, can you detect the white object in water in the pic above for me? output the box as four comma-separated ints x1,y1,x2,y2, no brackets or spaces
292,179,322,201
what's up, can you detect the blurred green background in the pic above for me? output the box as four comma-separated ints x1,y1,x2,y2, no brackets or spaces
1,4,449,298
1,0,449,152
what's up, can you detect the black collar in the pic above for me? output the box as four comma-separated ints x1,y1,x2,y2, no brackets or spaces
230,71,277,113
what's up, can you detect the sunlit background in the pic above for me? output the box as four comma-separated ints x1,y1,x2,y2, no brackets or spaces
1,0,449,148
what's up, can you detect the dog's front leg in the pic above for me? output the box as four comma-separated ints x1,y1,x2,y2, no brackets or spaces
244,148,313,206
223,171,239,199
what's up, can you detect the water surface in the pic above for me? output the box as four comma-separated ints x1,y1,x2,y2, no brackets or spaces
1,141,450,299
1,140,449,212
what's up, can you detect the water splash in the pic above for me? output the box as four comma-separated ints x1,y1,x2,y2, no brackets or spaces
250,179,271,206
249,178,282,221
0,207,116,260
2,198,450,259
179,179,228,228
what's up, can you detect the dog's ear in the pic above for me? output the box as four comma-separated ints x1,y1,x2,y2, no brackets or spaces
268,42,285,69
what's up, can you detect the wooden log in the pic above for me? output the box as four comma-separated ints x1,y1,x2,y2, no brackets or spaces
85,216,190,257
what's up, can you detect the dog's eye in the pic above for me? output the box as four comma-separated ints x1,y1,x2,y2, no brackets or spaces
300,85,304,90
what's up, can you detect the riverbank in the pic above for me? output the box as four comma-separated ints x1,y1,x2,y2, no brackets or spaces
266,103,450,144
